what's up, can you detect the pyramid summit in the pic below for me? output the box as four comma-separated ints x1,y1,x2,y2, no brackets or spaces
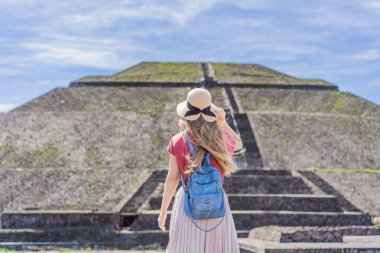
1,61,380,251
70,61,337,89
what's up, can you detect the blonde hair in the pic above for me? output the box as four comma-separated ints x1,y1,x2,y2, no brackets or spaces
178,116,245,176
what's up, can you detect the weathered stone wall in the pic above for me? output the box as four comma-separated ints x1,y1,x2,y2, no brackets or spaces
248,112,380,170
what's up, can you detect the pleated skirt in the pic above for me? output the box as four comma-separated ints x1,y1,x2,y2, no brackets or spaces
165,187,240,253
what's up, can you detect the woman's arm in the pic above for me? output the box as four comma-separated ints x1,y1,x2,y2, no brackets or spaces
157,153,180,231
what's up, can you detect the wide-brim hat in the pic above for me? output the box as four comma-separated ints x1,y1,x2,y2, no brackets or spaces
176,88,218,122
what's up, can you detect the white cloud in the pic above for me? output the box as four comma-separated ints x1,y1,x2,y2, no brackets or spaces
350,49,380,61
0,103,16,112
60,0,219,29
21,42,126,69
357,0,380,13
232,0,273,9
287,1,380,35
0,67,26,76
0,0,37,6
368,79,380,90
18,32,148,69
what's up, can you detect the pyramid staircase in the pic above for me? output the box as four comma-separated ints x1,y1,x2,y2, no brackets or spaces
0,165,377,251
120,169,376,251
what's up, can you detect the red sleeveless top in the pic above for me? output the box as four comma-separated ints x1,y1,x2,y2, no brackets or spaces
165,129,236,183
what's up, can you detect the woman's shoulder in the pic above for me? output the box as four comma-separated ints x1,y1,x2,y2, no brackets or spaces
166,132,185,156
168,131,187,149
170,131,185,142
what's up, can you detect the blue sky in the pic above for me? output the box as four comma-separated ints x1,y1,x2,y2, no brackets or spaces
1,0,380,112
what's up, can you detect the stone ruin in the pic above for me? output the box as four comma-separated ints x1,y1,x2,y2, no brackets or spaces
1,61,380,252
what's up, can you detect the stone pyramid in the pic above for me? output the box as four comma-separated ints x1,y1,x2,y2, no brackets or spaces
0,61,379,251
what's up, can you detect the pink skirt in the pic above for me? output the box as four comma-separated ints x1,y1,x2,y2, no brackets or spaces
165,187,240,253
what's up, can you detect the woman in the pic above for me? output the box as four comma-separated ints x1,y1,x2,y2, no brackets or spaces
157,88,245,253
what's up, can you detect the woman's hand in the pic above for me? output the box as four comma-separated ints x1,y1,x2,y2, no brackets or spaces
157,211,167,231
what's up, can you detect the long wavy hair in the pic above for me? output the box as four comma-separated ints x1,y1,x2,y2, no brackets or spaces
178,115,245,176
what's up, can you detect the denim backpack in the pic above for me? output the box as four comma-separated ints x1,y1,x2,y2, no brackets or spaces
180,131,226,232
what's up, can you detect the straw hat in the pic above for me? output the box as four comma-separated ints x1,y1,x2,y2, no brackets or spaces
176,88,218,122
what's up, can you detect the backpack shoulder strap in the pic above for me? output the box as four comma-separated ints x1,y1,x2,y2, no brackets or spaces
184,131,196,157
184,131,211,167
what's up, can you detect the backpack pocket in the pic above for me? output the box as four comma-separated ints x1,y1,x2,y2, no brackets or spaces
191,192,224,211
191,178,220,194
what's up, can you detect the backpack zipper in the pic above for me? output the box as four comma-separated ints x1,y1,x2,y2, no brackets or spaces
194,179,218,185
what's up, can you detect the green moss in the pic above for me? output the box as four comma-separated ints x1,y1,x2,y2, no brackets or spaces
367,138,380,150
306,167,380,173
77,76,112,82
87,147,101,164
76,62,199,82
137,101,166,115
40,143,59,161
298,78,332,86
0,249,17,252
58,248,73,252
56,248,93,252
22,143,60,164
152,101,165,113
329,93,346,111
112,62,199,82
138,107,150,115
123,104,133,112
331,100,344,111
0,143,13,153
70,167,82,175
282,104,294,112
212,63,330,85
15,167,26,172
152,136,162,147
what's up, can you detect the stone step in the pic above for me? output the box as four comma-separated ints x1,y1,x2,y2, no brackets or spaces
1,211,119,229
127,210,372,231
149,194,341,212
234,123,253,132
247,225,380,243
344,235,380,243
239,132,259,142
223,175,312,194
233,169,291,176
152,174,311,195
238,154,262,162
241,142,260,154
245,150,261,157
0,228,249,250
242,154,262,161
0,227,118,242
241,160,264,169
236,156,262,165
239,236,380,253
241,164,265,170
234,114,254,129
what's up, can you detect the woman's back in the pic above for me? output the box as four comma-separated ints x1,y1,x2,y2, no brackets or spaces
166,128,237,183
158,88,243,253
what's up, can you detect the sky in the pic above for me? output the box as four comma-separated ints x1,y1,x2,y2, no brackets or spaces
1,0,380,112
